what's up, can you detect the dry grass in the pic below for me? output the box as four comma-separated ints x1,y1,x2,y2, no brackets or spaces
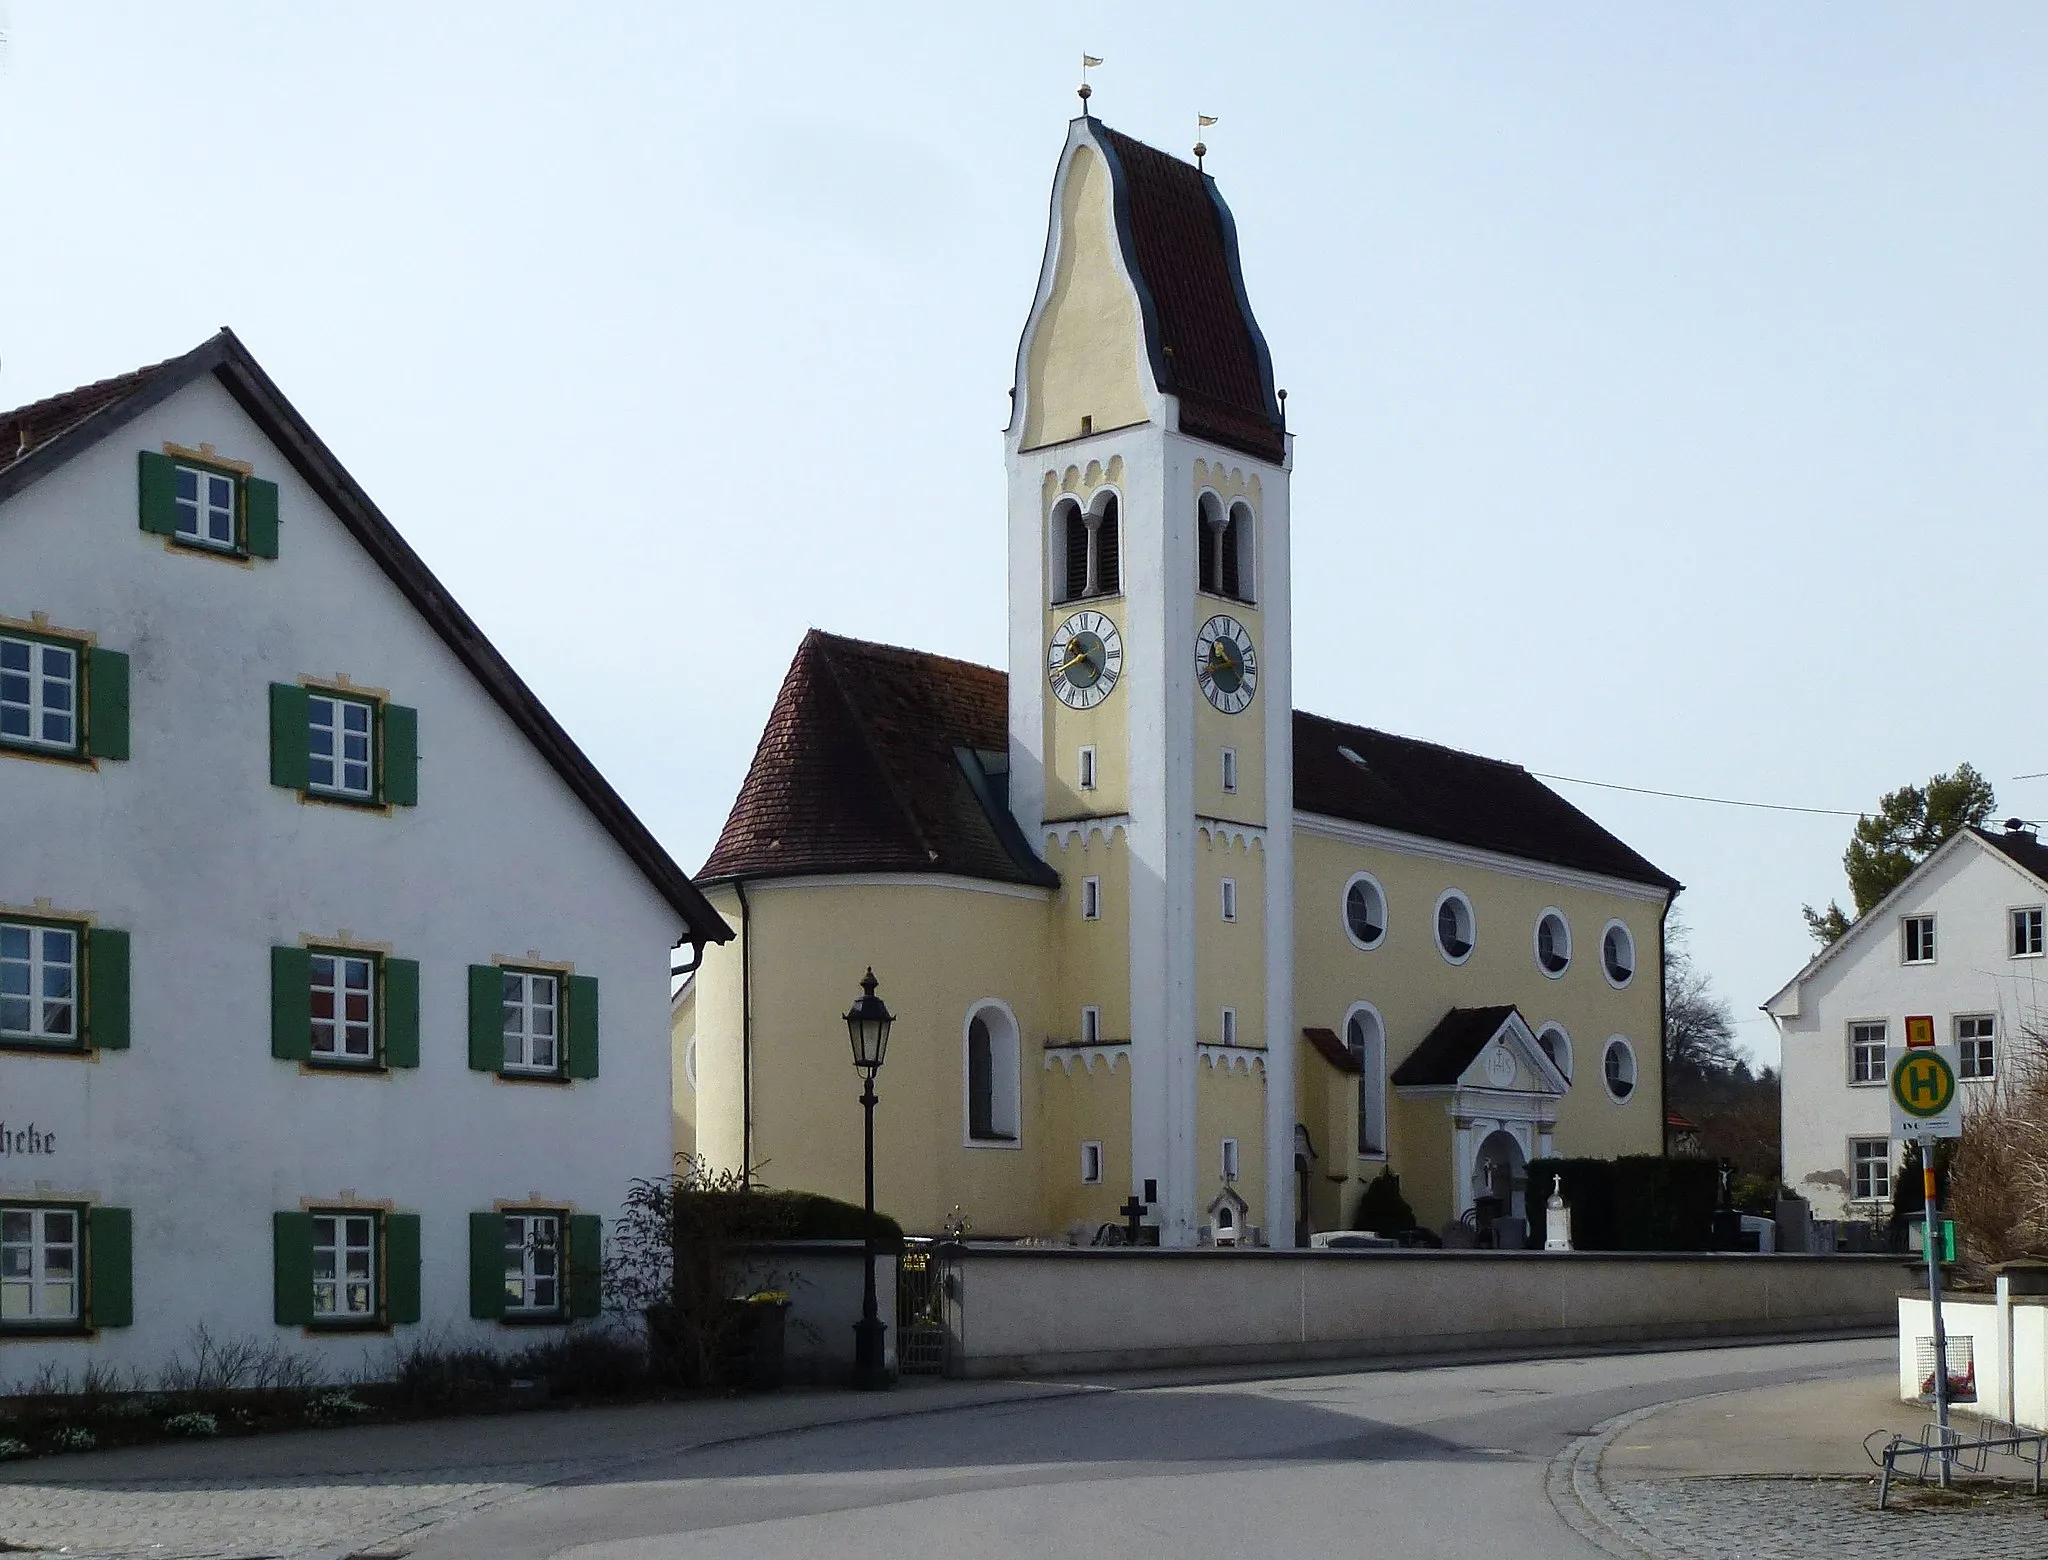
1948,1041,2048,1280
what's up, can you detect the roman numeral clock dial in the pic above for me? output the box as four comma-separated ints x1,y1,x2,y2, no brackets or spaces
1197,615,1257,714
1048,611,1124,710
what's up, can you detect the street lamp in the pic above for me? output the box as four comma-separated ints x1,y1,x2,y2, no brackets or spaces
844,968,894,1389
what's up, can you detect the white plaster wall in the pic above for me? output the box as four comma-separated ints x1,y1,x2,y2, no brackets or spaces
0,373,685,1380
1776,841,2048,1220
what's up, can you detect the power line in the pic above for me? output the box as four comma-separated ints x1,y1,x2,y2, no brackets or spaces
1530,771,1864,818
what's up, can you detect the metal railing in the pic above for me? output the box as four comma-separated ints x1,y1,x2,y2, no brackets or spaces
1877,1421,2048,1507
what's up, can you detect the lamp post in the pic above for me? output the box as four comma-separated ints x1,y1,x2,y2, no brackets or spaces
844,968,894,1390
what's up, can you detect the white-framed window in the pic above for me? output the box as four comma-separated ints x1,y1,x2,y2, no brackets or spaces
2013,907,2044,959
1901,915,1936,965
1221,747,1238,794
174,464,238,549
0,921,78,1045
0,1206,79,1322
1081,876,1102,920
503,1211,563,1315
1347,1004,1387,1156
501,970,561,1074
1220,878,1238,923
307,694,376,798
1221,1138,1240,1183
1535,909,1571,977
0,633,79,753
1602,1036,1637,1102
965,1002,1022,1145
311,1211,378,1320
1221,1007,1238,1046
1342,873,1387,951
1849,1020,1887,1085
1851,1138,1892,1203
310,952,377,1062
1078,745,1097,791
1958,1014,1996,1080
1600,920,1636,987
1536,1022,1573,1083
1435,890,1475,964
1080,1141,1103,1185
1080,1004,1102,1045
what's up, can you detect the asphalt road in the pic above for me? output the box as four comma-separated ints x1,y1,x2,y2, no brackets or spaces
405,1337,1892,1560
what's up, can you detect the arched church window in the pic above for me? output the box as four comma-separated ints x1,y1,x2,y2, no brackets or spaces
1093,494,1120,595
1222,501,1253,601
1197,492,1224,594
1060,501,1089,601
965,1003,1021,1145
1347,1005,1387,1157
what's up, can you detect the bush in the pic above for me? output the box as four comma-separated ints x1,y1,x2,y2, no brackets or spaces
1526,1156,1720,1251
1352,1170,1416,1234
161,1411,219,1438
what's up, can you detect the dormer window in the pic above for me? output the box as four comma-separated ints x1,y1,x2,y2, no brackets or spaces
1055,495,1120,602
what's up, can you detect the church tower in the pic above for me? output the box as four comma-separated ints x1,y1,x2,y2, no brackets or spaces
1005,111,1295,1246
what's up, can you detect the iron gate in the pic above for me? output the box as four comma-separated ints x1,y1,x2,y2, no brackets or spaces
895,1241,948,1374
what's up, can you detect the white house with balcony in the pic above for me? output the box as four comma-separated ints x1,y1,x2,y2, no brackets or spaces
0,330,729,1377
1766,821,2048,1223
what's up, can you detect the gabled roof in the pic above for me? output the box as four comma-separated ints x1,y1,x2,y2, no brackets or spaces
1294,710,1681,893
0,331,730,947
1764,823,2048,1014
700,631,1059,889
1301,1025,1362,1075
708,635,1675,893
1390,1005,1566,1094
1090,125,1285,464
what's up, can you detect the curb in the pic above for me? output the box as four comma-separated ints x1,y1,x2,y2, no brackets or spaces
1546,1399,1710,1560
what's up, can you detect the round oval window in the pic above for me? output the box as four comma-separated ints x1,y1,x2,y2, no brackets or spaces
1603,1037,1637,1101
1536,911,1570,976
1602,922,1636,987
1345,877,1386,948
1436,893,1474,962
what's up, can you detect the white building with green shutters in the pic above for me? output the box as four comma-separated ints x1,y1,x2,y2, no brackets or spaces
0,331,729,1377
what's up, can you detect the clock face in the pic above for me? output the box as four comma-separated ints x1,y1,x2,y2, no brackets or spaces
1197,615,1257,714
1048,610,1124,710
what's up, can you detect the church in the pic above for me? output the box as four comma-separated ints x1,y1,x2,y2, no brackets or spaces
673,110,1679,1248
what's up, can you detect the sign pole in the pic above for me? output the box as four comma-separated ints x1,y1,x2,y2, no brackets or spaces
1924,1136,1951,1486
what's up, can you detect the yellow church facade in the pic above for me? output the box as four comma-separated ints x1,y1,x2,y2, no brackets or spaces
675,113,1677,1247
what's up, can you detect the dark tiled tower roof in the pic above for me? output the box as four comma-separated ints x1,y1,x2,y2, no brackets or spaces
1093,125,1285,463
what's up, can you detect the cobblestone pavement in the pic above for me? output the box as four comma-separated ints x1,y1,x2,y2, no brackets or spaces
1554,1401,2048,1560
0,1459,578,1559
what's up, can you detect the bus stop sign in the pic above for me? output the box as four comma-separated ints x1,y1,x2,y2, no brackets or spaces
1892,1044,1962,1141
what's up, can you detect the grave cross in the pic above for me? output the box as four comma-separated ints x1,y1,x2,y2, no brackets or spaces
1118,1193,1148,1246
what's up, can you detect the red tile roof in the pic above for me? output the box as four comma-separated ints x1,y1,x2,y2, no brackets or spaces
700,631,1057,888
707,634,1679,896
0,356,183,475
1096,126,1285,463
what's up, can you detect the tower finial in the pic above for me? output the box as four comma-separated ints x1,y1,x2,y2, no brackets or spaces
1195,114,1218,171
1079,53,1102,115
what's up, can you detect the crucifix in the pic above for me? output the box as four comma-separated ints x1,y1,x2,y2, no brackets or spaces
1118,1194,1148,1246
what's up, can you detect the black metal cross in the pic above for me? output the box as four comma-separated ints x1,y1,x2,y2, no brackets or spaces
1118,1194,1147,1246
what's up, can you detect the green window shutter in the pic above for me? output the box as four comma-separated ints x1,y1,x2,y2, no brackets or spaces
382,703,419,806
566,1214,603,1319
244,476,281,559
88,1207,134,1329
383,957,420,1068
468,965,503,1072
567,975,600,1080
273,1212,315,1326
271,946,312,1061
88,928,131,1051
268,683,310,791
384,1213,422,1326
470,1211,507,1320
137,451,180,536
86,649,130,761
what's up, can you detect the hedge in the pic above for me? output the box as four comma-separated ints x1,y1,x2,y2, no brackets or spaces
1525,1156,1720,1251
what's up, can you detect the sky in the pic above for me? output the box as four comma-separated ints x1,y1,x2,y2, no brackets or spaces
5,5,2046,1065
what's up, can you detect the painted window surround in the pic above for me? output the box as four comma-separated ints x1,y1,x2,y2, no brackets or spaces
137,445,280,562
0,616,130,766
0,908,130,1056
